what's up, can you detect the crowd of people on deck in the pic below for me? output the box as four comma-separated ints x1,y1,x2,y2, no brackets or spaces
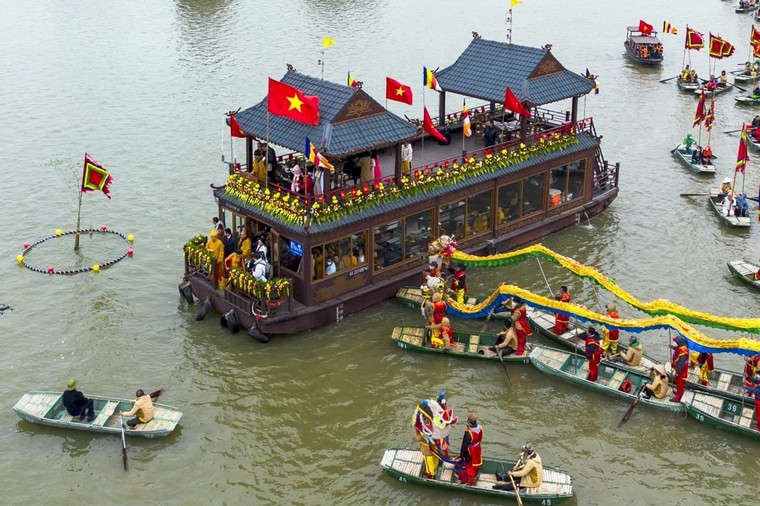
634,43,662,60
716,178,750,218
679,65,698,84
204,216,274,288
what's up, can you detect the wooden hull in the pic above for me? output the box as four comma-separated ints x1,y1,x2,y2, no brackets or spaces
529,346,685,415
13,392,182,438
708,193,751,227
390,326,533,363
728,260,760,291
676,77,700,92
380,448,574,503
673,146,716,174
736,5,760,13
730,71,760,84
623,42,662,66
394,286,510,321
529,308,751,402
693,84,733,96
734,95,760,105
682,390,760,441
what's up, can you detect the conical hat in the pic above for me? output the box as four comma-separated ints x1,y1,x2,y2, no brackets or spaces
653,364,667,377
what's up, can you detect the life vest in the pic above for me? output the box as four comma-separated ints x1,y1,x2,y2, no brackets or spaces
432,301,447,323
607,311,620,340
465,426,483,466
619,379,633,393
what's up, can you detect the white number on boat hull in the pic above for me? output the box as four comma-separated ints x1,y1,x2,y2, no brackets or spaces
397,342,407,349
695,413,705,422
542,500,553,505
398,476,407,483
726,403,738,414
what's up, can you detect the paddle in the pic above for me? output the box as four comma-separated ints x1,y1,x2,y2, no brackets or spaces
509,473,524,506
659,76,677,83
724,129,745,134
680,193,710,197
732,83,748,93
617,389,644,428
149,389,164,400
481,306,496,333
120,415,129,471
496,346,513,385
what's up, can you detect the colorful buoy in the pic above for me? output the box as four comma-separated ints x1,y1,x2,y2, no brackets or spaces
47,266,54,273
127,234,134,243
92,264,100,272
16,255,23,262
127,248,134,256
23,242,29,249
55,229,62,236
101,225,108,231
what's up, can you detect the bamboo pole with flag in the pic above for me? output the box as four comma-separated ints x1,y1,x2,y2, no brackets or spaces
76,153,113,251
694,90,707,145
736,123,750,195
462,98,471,155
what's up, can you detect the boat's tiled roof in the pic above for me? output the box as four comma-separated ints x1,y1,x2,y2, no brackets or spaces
235,71,418,158
216,133,600,236
435,38,594,106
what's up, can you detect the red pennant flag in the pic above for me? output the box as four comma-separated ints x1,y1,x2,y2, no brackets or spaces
386,77,413,105
737,123,750,173
752,26,760,44
504,87,532,118
694,91,706,127
704,97,715,131
81,153,113,199
685,27,704,50
638,20,653,35
229,114,246,138
267,78,320,125
422,107,447,143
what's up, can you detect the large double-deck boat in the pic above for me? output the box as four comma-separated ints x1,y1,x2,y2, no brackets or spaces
182,35,620,339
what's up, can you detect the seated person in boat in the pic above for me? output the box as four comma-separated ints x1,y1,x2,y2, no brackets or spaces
489,319,518,357
690,145,703,164
680,66,691,82
689,352,715,386
610,335,643,367
426,317,462,351
722,195,735,217
120,389,155,429
753,127,760,143
63,379,95,422
718,70,728,87
681,133,696,153
746,61,753,75
689,69,698,83
641,365,669,400
705,76,717,91
752,115,760,129
755,266,760,281
493,443,543,491
735,193,749,217
701,145,713,164
719,177,733,198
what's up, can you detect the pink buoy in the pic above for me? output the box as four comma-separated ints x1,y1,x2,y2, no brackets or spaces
23,242,30,248
47,266,54,273
101,225,108,231
127,248,134,256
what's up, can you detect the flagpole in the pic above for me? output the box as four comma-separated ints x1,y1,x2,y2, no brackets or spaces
506,8,513,45
266,111,271,186
320,50,325,80
74,179,83,252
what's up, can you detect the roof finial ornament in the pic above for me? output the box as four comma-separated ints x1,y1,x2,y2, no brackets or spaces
286,63,296,72
472,31,481,39
225,107,241,118
542,44,553,52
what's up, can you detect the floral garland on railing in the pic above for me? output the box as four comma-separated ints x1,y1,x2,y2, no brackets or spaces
184,236,292,300
223,130,578,226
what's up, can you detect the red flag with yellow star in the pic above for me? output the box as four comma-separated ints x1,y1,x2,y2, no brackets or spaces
267,78,320,125
385,77,413,105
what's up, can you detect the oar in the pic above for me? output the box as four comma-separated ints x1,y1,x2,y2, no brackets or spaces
496,346,513,386
680,193,710,197
481,306,496,333
509,473,524,506
120,415,129,471
724,129,745,134
149,389,164,400
659,76,677,83
617,389,644,428
732,83,748,93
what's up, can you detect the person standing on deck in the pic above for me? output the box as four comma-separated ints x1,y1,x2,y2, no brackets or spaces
357,152,372,184
401,141,413,177
120,389,155,429
554,285,571,334
483,120,499,150
457,413,483,485
744,354,760,387
449,263,467,304
611,336,643,367
670,336,689,402
510,297,532,355
689,352,715,386
205,230,225,283
265,143,277,184
601,303,621,358
494,443,544,491
237,229,252,266
222,228,236,258
746,372,760,431
585,327,602,382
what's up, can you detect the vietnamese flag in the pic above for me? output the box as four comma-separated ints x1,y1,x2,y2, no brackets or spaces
229,114,246,138
422,107,447,143
386,77,413,105
267,78,320,125
504,87,531,118
639,20,653,35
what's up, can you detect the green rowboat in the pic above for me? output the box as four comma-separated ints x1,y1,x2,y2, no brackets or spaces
395,286,510,320
727,260,760,291
682,390,760,441
673,145,716,174
13,391,182,438
380,447,574,503
391,326,532,363
708,192,751,227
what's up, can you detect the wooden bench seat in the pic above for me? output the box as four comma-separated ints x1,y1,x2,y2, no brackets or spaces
92,401,118,426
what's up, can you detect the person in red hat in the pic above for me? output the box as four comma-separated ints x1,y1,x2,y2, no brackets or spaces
457,413,483,485
670,336,689,402
585,327,602,382
554,285,571,334
601,303,621,359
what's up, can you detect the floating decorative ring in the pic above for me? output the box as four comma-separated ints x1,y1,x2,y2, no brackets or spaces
17,228,134,275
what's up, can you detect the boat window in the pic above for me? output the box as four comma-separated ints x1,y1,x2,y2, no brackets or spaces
468,190,492,235
550,160,586,206
439,199,466,238
277,235,304,277
404,210,433,260
522,173,546,216
374,221,403,270
312,231,368,279
498,182,522,223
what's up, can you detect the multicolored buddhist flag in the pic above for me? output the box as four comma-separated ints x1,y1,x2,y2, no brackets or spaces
386,77,413,105
638,20,654,35
585,68,599,95
694,91,706,127
462,99,471,137
422,106,447,143
229,114,246,138
737,123,750,173
267,78,320,125
347,72,358,87
423,67,442,91
305,137,334,171
81,153,113,199
663,21,678,35
685,27,704,50
504,87,531,118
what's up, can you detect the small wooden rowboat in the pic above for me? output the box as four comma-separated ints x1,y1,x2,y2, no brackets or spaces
708,192,751,227
682,390,760,441
727,260,760,291
736,1,760,14
529,346,684,415
13,392,182,438
734,94,760,105
395,286,510,320
530,307,752,403
673,145,716,174
693,83,733,96
730,70,760,84
677,76,701,92
391,326,532,363
380,447,575,503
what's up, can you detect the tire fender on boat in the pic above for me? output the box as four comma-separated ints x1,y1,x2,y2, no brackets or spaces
220,309,240,334
195,298,212,321
248,325,270,343
178,279,194,304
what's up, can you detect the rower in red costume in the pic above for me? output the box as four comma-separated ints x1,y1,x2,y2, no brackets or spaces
554,285,571,334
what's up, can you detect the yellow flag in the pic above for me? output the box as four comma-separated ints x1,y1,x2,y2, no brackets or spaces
323,37,336,48
511,0,522,7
